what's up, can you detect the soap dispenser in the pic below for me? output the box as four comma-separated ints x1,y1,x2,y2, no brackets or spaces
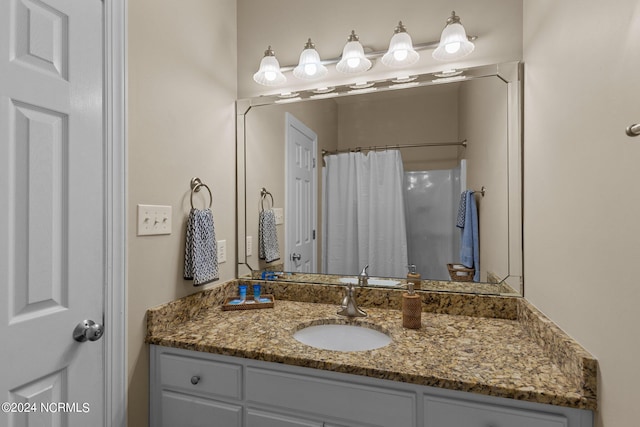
407,264,421,290
402,281,422,329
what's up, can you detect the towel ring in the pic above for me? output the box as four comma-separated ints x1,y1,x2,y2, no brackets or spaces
190,177,212,209
260,187,274,211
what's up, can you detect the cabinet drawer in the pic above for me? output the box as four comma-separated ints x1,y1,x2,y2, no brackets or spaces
246,367,415,427
424,395,568,427
159,352,242,400
161,390,242,427
246,408,323,427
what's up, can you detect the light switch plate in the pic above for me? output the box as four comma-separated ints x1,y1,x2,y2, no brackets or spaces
137,204,172,236
218,240,227,263
273,208,284,225
246,236,253,257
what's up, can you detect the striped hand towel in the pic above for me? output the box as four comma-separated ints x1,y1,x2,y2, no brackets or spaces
259,209,280,263
184,208,218,286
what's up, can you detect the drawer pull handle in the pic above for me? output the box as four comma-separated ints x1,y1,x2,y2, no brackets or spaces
190,375,200,385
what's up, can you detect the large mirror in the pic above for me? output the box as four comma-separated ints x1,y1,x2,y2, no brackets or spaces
237,62,522,295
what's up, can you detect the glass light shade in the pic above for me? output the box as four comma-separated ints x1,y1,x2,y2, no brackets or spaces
253,48,286,86
336,33,372,74
293,42,328,80
382,31,419,68
432,14,475,61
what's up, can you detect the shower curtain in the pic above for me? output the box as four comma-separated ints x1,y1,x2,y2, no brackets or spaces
322,150,408,278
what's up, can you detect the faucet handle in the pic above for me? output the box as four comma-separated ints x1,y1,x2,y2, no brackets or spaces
359,265,369,277
358,265,369,287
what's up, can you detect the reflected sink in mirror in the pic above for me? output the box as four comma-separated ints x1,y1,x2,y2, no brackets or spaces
339,277,402,288
293,323,392,352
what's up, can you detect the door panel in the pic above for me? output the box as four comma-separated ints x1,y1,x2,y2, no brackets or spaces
0,0,105,425
285,114,317,272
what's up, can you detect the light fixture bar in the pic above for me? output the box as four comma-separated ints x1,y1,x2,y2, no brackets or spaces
278,36,476,72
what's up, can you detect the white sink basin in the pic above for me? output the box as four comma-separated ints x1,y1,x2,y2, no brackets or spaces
293,323,392,352
339,277,402,287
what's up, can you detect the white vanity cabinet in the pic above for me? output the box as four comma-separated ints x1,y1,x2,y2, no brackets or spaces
150,345,593,427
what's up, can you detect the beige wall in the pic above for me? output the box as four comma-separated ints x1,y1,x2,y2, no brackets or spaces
127,0,237,425
523,0,640,426
459,76,510,282
336,84,460,171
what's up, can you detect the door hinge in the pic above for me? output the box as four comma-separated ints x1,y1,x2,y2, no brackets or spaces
313,158,316,168
313,230,316,240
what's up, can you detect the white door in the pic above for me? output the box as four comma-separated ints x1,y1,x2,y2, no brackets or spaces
0,0,105,425
285,113,317,272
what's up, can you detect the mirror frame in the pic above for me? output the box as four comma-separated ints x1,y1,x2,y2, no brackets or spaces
236,61,524,295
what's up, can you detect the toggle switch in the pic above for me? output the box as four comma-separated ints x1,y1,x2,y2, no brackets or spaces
218,240,227,263
137,204,172,236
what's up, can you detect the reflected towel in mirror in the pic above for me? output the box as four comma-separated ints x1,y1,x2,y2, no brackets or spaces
456,191,467,228
259,208,280,263
459,190,480,281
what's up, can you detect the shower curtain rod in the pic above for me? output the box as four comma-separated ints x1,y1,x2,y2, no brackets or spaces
321,139,467,156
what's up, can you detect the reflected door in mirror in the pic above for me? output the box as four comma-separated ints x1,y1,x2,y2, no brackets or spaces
286,113,317,272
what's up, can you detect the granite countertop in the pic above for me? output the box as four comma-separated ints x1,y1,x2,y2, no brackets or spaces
146,280,597,411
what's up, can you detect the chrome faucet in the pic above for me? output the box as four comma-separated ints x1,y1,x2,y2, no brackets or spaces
338,265,367,318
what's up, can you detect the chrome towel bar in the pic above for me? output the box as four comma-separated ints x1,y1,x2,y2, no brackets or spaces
260,187,274,211
475,186,486,197
190,177,212,209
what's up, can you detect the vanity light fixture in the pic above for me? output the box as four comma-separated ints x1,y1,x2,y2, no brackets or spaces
252,15,477,87
433,69,464,78
312,86,335,94
381,21,419,68
391,75,417,83
253,46,287,86
348,87,378,95
432,11,475,61
293,39,328,80
349,81,375,89
277,92,300,99
275,96,303,104
310,93,338,100
336,30,372,74
431,75,467,84
389,81,420,90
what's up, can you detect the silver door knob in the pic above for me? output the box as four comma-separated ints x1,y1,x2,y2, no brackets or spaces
290,253,301,262
73,319,104,342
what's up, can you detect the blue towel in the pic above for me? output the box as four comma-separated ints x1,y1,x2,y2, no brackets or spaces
460,190,480,281
184,208,218,286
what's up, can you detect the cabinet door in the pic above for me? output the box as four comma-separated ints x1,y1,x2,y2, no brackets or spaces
246,367,415,427
161,390,242,427
246,408,323,427
424,396,568,427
